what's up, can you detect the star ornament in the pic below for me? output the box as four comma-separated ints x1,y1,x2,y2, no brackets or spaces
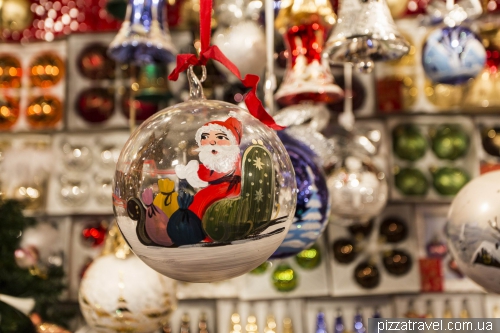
253,157,264,170
255,188,264,202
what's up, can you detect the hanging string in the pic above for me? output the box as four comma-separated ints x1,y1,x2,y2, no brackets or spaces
338,63,354,131
264,0,276,115
167,0,284,130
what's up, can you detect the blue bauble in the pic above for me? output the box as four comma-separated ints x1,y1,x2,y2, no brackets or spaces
422,26,486,85
270,130,330,259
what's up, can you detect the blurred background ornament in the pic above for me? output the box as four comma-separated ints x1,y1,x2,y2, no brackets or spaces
447,170,500,293
59,176,90,207
212,0,266,82
354,261,380,288
61,142,93,171
274,0,343,106
430,124,469,160
79,223,177,333
379,217,408,243
394,167,429,196
431,166,469,195
481,126,500,157
133,63,171,102
77,44,116,80
332,238,357,263
77,88,115,123
0,95,20,130
422,26,486,85
295,243,322,269
272,263,298,292
106,0,128,21
315,312,327,333
324,0,410,73
121,89,160,121
0,300,37,333
81,220,108,248
0,54,21,88
108,0,177,64
26,95,63,129
382,249,412,275
0,0,32,33
249,261,271,275
392,124,427,162
29,53,65,88
353,309,366,333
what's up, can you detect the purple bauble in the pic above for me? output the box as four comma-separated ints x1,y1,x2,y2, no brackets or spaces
270,130,330,259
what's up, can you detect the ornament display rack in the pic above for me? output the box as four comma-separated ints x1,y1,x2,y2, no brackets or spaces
4,6,500,333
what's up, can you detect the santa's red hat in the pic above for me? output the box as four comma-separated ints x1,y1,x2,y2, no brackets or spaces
195,117,243,146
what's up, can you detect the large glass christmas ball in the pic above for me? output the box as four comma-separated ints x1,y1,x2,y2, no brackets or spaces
447,170,500,293
113,70,296,282
79,254,176,332
269,130,329,259
422,26,486,85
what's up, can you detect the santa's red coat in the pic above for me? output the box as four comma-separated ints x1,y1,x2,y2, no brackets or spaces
189,157,242,220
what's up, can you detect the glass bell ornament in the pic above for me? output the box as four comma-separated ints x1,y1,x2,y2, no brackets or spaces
79,222,177,333
446,170,500,293
326,129,388,225
26,95,63,129
108,0,177,65
324,0,410,73
274,0,344,106
212,0,267,81
0,54,22,88
77,87,116,123
112,66,296,282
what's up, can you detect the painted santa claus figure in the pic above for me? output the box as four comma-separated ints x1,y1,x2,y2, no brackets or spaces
175,116,243,220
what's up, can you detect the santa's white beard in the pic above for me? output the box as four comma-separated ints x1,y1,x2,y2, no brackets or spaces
196,144,240,173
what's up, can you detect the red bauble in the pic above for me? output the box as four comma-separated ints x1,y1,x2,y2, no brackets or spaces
77,87,115,123
77,44,116,80
121,90,159,121
81,222,107,248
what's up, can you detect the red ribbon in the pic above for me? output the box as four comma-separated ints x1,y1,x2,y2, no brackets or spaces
168,0,284,130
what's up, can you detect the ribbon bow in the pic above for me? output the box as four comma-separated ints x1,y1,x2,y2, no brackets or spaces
167,0,284,130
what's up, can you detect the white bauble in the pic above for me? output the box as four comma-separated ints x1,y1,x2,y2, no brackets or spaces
79,254,176,333
212,20,266,81
447,170,500,293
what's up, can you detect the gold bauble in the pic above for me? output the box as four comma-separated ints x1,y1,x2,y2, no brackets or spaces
26,95,63,129
0,95,19,130
0,54,21,88
0,0,32,31
424,79,467,109
275,0,336,33
29,53,65,88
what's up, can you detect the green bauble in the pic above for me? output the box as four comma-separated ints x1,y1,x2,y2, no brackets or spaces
392,124,427,161
272,263,298,292
0,301,37,333
432,167,469,196
203,144,275,242
395,167,429,196
250,261,270,275
431,124,469,160
295,243,321,270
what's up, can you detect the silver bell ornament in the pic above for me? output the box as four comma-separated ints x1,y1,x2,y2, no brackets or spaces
447,170,500,293
112,66,296,282
324,0,410,73
108,0,177,64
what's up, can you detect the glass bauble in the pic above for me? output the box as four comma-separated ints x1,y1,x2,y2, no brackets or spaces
332,238,356,264
26,95,62,129
382,249,412,275
29,53,64,88
0,96,20,130
422,26,486,85
327,152,388,224
61,142,93,171
295,243,322,269
354,261,380,289
394,167,428,196
79,254,176,333
0,300,36,333
447,170,500,293
272,263,298,292
430,124,469,160
113,68,296,282
392,124,427,161
59,176,89,206
77,44,116,80
77,88,115,123
432,166,469,196
0,54,22,88
269,130,329,259
379,217,408,243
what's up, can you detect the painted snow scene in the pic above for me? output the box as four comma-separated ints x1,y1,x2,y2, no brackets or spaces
112,100,296,282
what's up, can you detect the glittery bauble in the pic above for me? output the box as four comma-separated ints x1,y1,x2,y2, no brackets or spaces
0,55,22,88
379,217,408,243
79,254,176,333
432,167,469,196
77,88,115,123
431,124,469,160
29,53,65,88
0,300,36,333
272,263,298,292
395,167,428,196
332,238,356,264
77,44,116,80
0,96,20,130
447,170,500,293
113,70,296,283
481,127,500,157
382,249,412,275
392,124,427,161
422,26,486,85
270,130,329,259
295,243,322,269
26,95,62,128
354,261,380,289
